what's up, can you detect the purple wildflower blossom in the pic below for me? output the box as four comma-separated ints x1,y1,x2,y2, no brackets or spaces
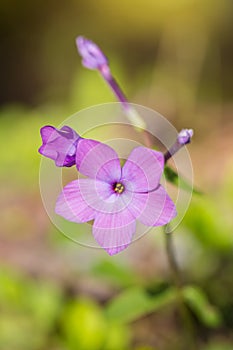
76,36,124,102
55,139,177,255
76,36,109,71
177,129,194,145
164,128,194,163
39,125,80,167
76,36,146,129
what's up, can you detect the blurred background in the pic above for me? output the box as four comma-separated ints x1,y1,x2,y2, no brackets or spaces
0,0,233,349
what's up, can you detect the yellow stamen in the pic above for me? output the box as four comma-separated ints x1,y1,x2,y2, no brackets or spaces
114,182,124,194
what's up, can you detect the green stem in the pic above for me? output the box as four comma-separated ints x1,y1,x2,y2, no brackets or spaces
165,226,182,288
164,225,197,349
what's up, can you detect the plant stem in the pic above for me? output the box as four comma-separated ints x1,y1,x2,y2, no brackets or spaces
164,225,197,349
164,226,182,288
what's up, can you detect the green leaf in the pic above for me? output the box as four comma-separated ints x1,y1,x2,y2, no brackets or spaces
164,166,202,195
91,260,141,288
182,286,222,328
103,323,131,350
62,298,107,350
105,286,177,324
0,268,62,350
183,198,233,251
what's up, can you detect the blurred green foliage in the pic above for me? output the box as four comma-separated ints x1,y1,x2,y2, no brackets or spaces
62,298,130,350
0,106,45,188
184,197,233,252
0,268,63,350
0,267,132,350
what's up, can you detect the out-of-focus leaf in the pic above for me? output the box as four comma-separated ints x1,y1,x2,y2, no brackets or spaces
0,268,62,350
0,315,45,350
183,286,222,328
105,286,177,324
183,198,233,252
103,323,131,350
0,106,48,189
61,298,106,350
92,260,141,288
0,269,24,310
25,282,63,331
164,166,202,195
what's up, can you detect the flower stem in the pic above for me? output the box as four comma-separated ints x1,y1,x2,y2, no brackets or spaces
164,226,182,288
164,129,194,163
164,225,197,349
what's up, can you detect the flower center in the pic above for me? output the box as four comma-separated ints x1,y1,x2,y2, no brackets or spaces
113,182,125,194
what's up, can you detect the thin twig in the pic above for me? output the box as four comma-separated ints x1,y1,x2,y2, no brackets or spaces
164,225,197,350
164,225,182,288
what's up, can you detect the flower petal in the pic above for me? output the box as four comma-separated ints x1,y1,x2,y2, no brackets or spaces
40,125,56,143
93,210,136,255
123,190,149,219
122,147,164,192
76,139,121,182
57,177,133,217
130,185,177,227
39,125,80,167
55,179,96,223
121,160,148,193
76,36,108,70
78,179,133,214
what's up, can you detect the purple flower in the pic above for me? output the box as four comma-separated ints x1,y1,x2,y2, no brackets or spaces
76,36,109,71
55,139,176,255
177,129,194,145
39,125,80,167
164,128,194,162
76,35,146,129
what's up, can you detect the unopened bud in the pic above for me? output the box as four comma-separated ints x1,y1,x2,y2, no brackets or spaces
76,36,108,70
177,129,194,145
